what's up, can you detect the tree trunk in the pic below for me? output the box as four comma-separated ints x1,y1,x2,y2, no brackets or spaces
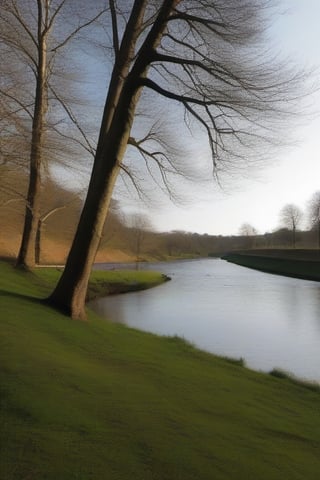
47,80,141,319
16,3,47,269
35,216,42,266
46,163,120,319
47,0,179,319
16,163,42,268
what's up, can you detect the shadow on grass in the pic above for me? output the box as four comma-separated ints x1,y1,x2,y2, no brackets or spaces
0,255,16,263
0,288,44,304
0,288,70,319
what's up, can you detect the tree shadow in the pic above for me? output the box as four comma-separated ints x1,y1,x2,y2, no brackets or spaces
0,288,72,319
0,255,16,263
0,288,44,305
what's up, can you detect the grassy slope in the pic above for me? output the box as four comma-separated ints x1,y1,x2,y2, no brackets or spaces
1,262,320,480
34,266,169,300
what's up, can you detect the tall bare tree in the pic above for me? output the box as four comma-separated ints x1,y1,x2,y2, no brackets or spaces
0,0,105,268
48,0,307,319
279,203,302,248
308,191,320,248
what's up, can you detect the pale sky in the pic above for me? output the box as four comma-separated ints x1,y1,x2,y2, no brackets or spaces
142,0,320,236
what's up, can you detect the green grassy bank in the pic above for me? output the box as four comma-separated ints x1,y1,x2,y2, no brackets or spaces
34,265,170,300
1,261,320,479
222,250,320,281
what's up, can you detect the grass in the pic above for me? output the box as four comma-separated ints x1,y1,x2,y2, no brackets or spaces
269,369,320,394
32,265,169,300
1,261,320,479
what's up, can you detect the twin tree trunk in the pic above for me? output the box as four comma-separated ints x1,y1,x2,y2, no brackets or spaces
16,9,48,269
16,157,42,268
47,0,178,319
16,69,47,268
47,85,140,319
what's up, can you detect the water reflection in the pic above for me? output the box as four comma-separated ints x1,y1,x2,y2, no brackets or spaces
91,259,320,382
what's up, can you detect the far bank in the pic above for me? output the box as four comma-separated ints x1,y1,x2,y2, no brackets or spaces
222,249,320,281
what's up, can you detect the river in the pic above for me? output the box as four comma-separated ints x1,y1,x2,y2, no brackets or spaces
90,258,320,383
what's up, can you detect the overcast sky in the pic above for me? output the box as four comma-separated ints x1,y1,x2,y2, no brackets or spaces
144,0,320,236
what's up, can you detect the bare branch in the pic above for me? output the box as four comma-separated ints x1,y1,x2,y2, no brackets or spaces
49,85,96,157
119,163,145,201
140,77,214,106
40,205,66,223
46,0,67,33
5,0,38,47
51,8,107,53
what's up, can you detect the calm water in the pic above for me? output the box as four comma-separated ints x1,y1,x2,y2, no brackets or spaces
90,259,320,382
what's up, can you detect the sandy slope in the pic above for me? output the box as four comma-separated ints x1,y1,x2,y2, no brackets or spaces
0,233,135,264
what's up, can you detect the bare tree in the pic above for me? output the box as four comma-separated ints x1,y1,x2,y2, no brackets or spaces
279,203,302,248
239,223,258,237
124,211,152,268
239,223,257,248
48,0,307,319
0,168,84,260
0,0,106,268
307,191,320,248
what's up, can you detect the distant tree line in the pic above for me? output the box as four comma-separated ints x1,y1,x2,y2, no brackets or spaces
238,190,320,250
3,180,320,265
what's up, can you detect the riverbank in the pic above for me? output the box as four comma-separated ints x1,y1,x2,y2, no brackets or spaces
222,249,320,281
1,261,320,479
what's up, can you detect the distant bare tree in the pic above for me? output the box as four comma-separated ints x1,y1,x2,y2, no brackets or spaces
48,0,309,319
307,191,320,248
239,223,258,237
279,204,302,248
239,223,257,248
123,212,152,268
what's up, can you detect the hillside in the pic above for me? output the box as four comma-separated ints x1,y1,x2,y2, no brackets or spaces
1,261,320,479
